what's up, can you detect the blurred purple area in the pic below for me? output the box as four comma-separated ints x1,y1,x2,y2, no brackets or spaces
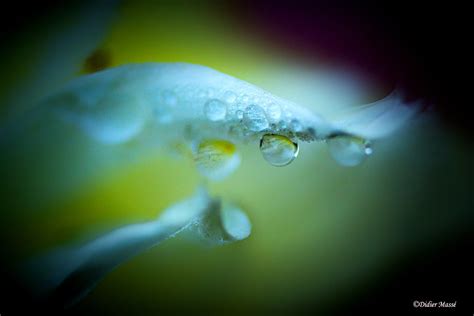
226,1,470,134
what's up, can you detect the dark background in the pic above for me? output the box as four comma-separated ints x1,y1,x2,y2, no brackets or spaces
0,1,471,315
226,1,471,137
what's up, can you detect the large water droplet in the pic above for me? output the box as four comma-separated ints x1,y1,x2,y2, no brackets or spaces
204,99,227,121
243,104,269,131
327,134,372,167
259,134,299,167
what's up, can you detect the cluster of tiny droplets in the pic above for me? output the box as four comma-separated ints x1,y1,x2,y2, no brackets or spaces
151,85,305,141
202,90,300,137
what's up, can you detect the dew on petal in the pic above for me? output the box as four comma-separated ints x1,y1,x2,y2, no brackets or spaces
224,91,237,103
266,103,281,122
204,99,227,121
243,104,269,131
327,134,372,167
290,119,303,132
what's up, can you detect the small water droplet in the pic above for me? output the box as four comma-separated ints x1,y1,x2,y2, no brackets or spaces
259,134,299,167
204,99,227,121
224,91,237,103
243,104,269,131
327,134,372,167
162,90,177,106
266,103,281,122
241,95,249,103
236,110,244,120
290,119,303,132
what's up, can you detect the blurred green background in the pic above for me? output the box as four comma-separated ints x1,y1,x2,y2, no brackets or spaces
0,1,472,314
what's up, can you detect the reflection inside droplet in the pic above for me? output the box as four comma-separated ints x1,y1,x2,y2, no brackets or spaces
327,134,372,167
259,134,299,167
194,140,240,180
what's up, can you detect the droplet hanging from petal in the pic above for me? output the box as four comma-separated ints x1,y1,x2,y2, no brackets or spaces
327,134,372,167
259,134,299,167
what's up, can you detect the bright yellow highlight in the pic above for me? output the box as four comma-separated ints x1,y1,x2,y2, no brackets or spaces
194,140,240,181
199,140,236,156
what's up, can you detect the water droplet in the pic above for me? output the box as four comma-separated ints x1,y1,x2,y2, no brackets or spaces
162,90,177,106
243,104,269,131
241,95,249,103
266,103,281,122
236,110,244,120
259,134,299,167
327,134,372,167
204,99,227,121
224,91,237,103
194,140,240,180
290,119,303,132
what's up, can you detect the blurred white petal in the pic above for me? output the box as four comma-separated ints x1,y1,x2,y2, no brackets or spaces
333,90,422,139
23,188,250,307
